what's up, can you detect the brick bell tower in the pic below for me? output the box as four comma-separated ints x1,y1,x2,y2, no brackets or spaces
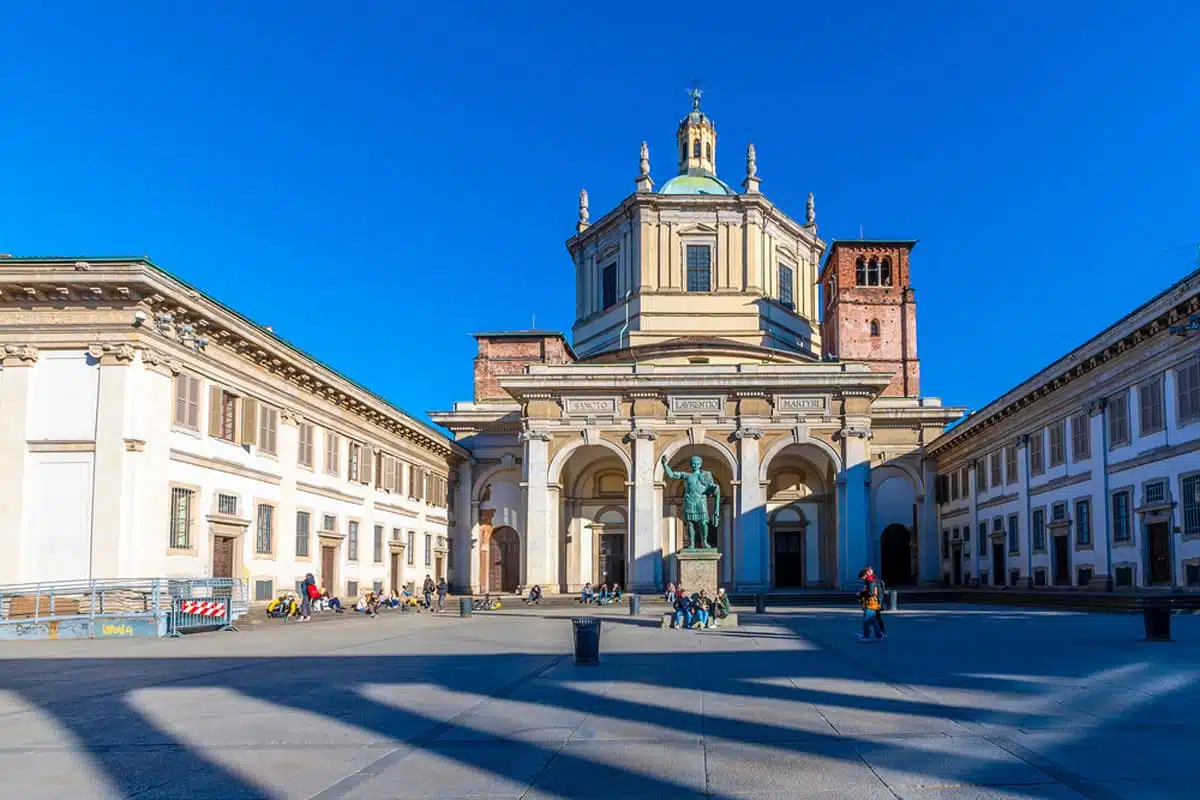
820,240,920,397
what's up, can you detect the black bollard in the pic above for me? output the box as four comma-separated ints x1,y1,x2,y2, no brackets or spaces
571,617,602,665
1142,601,1171,641
755,594,766,614
459,597,472,618
629,595,641,616
887,590,898,612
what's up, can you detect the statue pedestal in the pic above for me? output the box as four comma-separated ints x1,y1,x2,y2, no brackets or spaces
677,549,722,597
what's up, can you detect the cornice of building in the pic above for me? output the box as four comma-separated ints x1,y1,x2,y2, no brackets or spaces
0,257,467,461
926,267,1200,459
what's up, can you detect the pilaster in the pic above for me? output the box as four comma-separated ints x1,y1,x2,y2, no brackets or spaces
838,425,872,588
456,459,476,593
87,343,138,578
630,428,660,592
919,458,940,584
733,425,766,588
0,346,38,583
520,428,553,588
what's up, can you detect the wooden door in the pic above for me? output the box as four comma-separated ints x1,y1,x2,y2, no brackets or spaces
390,553,400,594
321,545,337,593
773,530,805,588
435,555,445,583
952,545,963,586
1149,522,1172,585
212,536,234,578
1053,536,1070,586
992,542,1005,586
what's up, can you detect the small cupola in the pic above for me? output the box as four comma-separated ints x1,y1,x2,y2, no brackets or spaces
676,87,717,176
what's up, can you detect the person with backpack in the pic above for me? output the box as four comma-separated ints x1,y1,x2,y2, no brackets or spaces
300,573,318,622
856,568,884,642
866,566,888,638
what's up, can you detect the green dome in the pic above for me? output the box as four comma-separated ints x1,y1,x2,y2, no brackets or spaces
659,173,737,196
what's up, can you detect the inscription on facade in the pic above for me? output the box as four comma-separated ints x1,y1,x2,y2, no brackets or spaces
669,396,723,415
775,395,828,414
564,397,617,416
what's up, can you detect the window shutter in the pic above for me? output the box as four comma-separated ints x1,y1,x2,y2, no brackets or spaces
362,446,374,485
375,452,384,489
240,397,258,446
174,376,186,425
208,386,222,437
187,376,201,428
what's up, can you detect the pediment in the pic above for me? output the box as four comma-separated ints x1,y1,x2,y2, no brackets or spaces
677,223,718,235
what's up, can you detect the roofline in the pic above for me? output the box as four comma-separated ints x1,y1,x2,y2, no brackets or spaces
1,255,467,458
471,330,567,339
927,265,1200,457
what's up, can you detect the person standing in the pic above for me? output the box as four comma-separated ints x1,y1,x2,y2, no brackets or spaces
866,566,888,638
436,577,448,612
422,574,436,609
856,568,883,641
299,573,317,622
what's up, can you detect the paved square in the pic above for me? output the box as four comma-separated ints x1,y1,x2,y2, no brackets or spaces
0,604,1197,798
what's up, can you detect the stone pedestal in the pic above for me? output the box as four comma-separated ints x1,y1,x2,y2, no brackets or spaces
677,549,722,597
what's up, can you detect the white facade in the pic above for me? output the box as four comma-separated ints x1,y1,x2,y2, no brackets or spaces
0,258,464,601
929,268,1200,590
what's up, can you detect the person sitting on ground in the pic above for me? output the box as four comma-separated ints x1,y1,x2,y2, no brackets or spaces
671,591,692,630
664,582,677,604
579,582,594,603
712,587,730,627
694,591,711,629
354,594,367,613
856,568,883,641
266,592,297,619
322,588,344,613
610,583,623,603
525,584,543,604
422,575,436,609
595,583,610,604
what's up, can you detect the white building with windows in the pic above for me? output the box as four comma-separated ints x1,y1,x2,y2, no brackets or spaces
0,257,464,602
928,267,1200,590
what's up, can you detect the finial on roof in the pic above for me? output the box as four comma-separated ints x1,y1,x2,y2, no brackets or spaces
806,192,815,225
635,142,653,193
577,189,590,233
687,81,703,113
742,142,760,194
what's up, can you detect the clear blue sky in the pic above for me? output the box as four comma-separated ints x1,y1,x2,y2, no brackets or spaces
3,3,1197,425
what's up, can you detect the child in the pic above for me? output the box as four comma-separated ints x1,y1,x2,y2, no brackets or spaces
856,568,883,641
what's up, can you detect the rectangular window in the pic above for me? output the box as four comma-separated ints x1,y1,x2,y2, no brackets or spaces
1071,413,1090,461
298,422,314,468
1009,569,1021,587
321,513,336,533
1112,490,1132,541
216,493,239,516
373,580,383,595
1029,431,1044,475
1114,566,1133,587
255,504,274,555
169,487,194,549
1051,502,1067,523
1078,566,1093,587
1139,376,1165,436
1183,475,1200,538
1186,563,1200,587
406,531,415,565
173,373,201,430
392,527,402,542
1178,359,1200,424
219,391,238,441
951,471,960,501
296,511,311,558
373,524,384,564
347,580,359,597
348,521,359,562
978,522,986,542
254,580,273,602
601,262,617,309
1005,444,1018,484
1032,508,1045,551
325,431,340,476
686,244,711,292
1108,392,1130,446
1075,499,1091,546
1033,568,1047,587
941,530,949,559
257,406,279,455
1048,421,1065,468
989,452,1001,488
1144,479,1166,505
779,263,794,309
993,516,1004,535
424,534,432,566
1007,514,1019,553
348,442,361,483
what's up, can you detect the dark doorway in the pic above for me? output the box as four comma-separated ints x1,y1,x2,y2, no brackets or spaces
598,533,626,588
952,544,963,586
880,524,915,586
1148,522,1172,585
992,542,1005,586
390,552,401,595
1053,535,1070,586
321,545,337,593
773,530,805,587
489,527,520,593
212,536,234,579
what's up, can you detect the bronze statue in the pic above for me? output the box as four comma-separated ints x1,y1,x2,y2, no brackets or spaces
662,455,720,550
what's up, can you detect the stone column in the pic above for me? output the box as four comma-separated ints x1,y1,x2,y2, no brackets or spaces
839,426,871,589
919,457,940,584
630,428,660,592
88,343,138,579
0,346,38,583
135,349,181,580
547,482,562,593
520,429,553,588
455,458,475,593
733,426,766,589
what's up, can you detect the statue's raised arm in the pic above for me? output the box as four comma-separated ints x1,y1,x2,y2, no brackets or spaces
661,454,683,480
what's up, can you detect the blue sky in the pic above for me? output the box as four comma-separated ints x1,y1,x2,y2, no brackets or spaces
2,2,1197,425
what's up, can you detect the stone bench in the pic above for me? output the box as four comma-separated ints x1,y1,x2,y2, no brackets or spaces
660,612,739,629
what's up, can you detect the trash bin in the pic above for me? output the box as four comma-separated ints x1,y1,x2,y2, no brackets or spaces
755,594,766,614
571,617,602,665
887,590,898,612
1143,602,1171,641
459,597,472,618
629,595,641,616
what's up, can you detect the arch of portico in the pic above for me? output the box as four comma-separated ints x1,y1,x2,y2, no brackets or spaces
762,443,838,588
871,465,920,586
473,465,522,594
556,444,632,593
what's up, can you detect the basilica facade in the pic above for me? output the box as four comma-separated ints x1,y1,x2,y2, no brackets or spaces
432,96,963,593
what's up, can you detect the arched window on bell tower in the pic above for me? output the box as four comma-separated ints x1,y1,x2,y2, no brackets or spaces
693,139,701,159
867,258,880,286
855,257,867,286
880,257,893,286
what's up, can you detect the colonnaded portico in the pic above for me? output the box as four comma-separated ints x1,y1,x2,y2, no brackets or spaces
431,94,963,593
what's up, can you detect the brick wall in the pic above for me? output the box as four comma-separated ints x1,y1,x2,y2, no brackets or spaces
473,334,574,401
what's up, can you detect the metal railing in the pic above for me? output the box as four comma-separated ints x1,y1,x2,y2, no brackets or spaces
0,578,169,623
